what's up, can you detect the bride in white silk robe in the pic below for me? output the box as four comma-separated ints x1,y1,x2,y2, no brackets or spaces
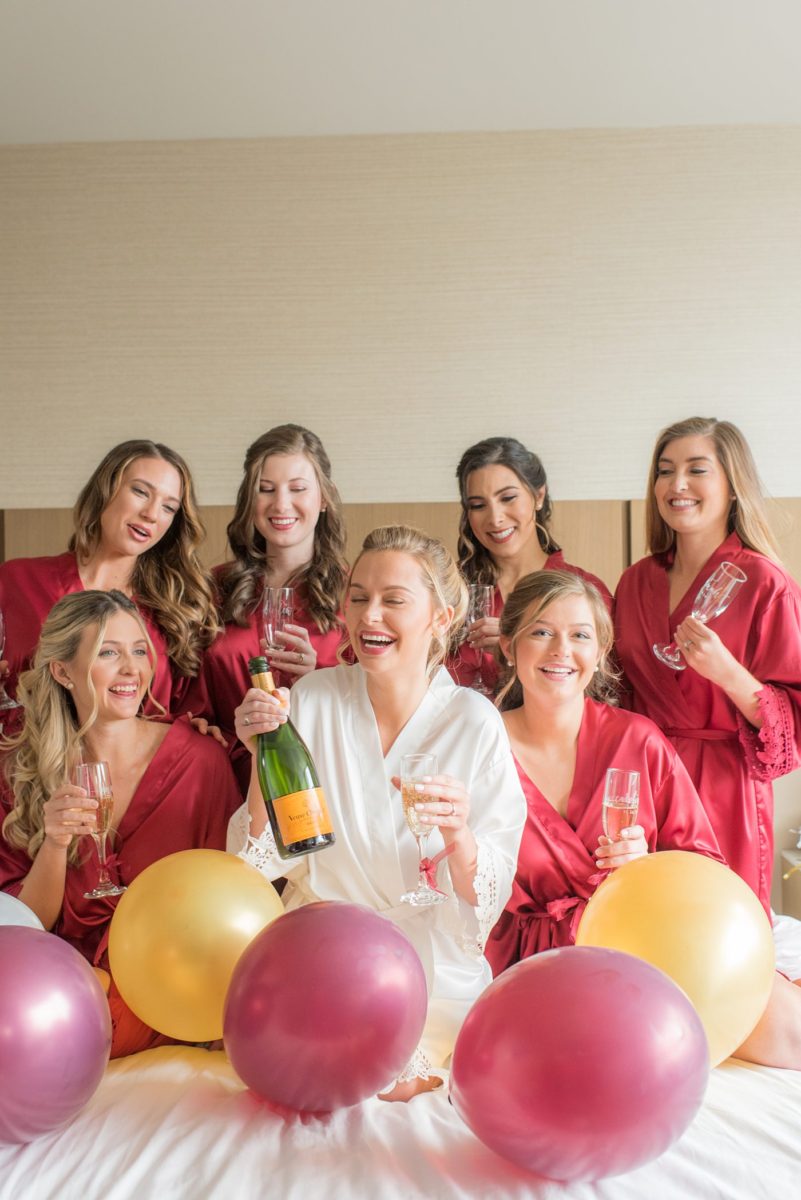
227,527,526,1093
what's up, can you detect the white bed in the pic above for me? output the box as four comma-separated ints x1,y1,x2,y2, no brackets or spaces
2,1047,799,1200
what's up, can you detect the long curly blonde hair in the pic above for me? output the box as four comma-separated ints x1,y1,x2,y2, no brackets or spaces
496,570,619,711
69,439,219,675
219,425,348,633
2,591,155,866
339,525,468,675
645,417,782,561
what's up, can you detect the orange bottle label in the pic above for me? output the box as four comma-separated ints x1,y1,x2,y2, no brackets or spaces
273,787,333,844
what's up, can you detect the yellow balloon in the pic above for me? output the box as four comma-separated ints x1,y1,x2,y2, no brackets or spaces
576,851,774,1066
108,849,284,1042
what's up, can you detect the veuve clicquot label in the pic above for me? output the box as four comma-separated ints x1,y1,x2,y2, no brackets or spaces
273,787,333,844
248,655,336,860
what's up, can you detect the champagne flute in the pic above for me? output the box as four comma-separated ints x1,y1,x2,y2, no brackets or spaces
72,761,125,899
262,586,295,652
602,768,640,841
0,607,22,711
653,562,747,670
466,584,494,696
400,753,447,907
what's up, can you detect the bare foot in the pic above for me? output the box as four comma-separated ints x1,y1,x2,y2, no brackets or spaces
378,1075,444,1103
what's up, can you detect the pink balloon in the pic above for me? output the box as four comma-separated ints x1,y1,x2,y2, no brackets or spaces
0,927,112,1144
450,946,709,1181
224,902,428,1111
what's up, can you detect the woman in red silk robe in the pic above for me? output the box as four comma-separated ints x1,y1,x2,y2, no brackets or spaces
614,417,801,915
488,568,801,1069
448,437,611,695
0,591,240,1057
486,570,722,974
0,439,218,734
185,426,348,791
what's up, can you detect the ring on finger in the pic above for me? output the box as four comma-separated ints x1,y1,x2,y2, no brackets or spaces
448,801,456,816
243,716,251,726
685,640,694,650
298,652,305,665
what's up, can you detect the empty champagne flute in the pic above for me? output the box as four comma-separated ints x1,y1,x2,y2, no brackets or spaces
400,753,447,907
262,586,295,651
653,561,747,670
0,607,22,711
466,584,494,695
602,768,640,841
72,761,125,899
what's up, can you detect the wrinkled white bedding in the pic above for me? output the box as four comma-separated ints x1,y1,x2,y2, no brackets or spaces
1,1046,799,1200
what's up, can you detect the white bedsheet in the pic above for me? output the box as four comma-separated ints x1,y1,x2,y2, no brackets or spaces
1,1047,800,1200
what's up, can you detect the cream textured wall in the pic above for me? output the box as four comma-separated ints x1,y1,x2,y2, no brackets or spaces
2,126,801,510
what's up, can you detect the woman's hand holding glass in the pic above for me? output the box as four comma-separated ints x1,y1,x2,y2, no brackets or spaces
263,623,317,680
235,685,290,752
42,785,98,849
670,615,741,687
391,772,472,845
595,825,648,870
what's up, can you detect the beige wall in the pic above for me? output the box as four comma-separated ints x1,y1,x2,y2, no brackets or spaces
3,127,801,512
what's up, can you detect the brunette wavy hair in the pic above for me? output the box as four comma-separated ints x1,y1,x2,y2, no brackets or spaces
456,437,559,587
645,417,782,561
495,570,619,711
69,439,218,675
2,591,156,866
219,425,348,633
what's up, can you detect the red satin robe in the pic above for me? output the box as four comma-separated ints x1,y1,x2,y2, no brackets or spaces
0,720,241,1056
183,571,346,793
447,550,613,693
486,698,723,977
614,532,801,913
0,553,188,737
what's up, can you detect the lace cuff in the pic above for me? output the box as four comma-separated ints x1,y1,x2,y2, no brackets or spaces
457,840,499,958
394,1045,432,1084
226,804,285,880
737,685,796,782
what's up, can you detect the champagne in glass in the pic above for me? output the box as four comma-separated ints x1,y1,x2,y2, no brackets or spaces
262,587,295,651
466,584,494,696
0,607,22,711
72,761,126,899
400,752,447,907
602,768,640,841
653,562,747,670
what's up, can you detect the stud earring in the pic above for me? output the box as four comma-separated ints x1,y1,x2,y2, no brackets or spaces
64,681,74,691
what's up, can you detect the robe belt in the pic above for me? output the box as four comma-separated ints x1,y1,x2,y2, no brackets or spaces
663,727,739,742
513,895,582,925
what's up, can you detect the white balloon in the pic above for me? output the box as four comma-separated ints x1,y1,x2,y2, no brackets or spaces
0,891,44,930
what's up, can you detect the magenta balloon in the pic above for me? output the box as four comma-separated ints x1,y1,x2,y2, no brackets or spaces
224,902,428,1111
0,927,112,1144
450,946,709,1182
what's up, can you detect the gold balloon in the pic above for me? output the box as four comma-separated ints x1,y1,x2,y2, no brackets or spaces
108,849,284,1042
576,851,775,1066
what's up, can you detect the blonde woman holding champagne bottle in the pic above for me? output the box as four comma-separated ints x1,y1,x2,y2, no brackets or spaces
229,526,526,1101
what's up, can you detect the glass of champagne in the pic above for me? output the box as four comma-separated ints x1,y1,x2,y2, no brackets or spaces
602,768,640,841
0,607,22,711
262,586,295,652
72,761,125,899
653,561,747,670
466,584,494,695
400,753,447,907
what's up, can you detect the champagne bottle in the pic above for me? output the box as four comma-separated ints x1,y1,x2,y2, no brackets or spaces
248,656,335,860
